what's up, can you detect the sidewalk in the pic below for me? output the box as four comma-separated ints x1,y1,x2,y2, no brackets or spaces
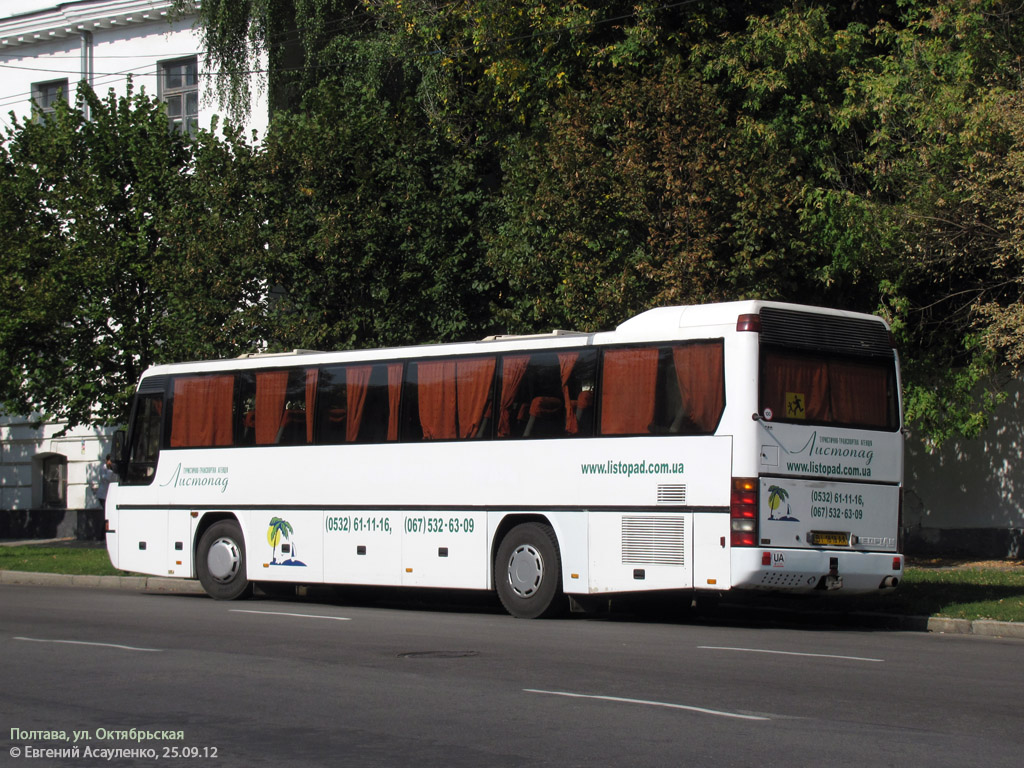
0,568,205,594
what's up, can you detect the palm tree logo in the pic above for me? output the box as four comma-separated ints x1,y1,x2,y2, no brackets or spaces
767,485,798,521
267,517,294,564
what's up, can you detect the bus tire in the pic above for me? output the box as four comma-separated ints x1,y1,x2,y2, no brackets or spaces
197,520,252,600
495,523,564,619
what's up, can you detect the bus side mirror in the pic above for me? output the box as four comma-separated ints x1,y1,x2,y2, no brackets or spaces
112,429,126,474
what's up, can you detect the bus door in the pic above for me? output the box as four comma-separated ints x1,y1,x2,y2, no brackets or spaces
111,382,168,575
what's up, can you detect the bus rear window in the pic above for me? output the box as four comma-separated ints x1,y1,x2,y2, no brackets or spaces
760,348,899,431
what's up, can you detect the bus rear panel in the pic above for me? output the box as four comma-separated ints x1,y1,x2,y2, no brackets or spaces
732,306,903,593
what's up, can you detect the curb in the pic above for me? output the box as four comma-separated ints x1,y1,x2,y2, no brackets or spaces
0,569,205,594
926,616,1024,639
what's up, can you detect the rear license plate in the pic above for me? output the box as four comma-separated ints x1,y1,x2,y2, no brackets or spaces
809,531,850,547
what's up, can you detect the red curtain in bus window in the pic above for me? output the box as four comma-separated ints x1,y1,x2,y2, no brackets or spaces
387,364,402,441
304,368,318,443
672,342,725,433
498,356,530,437
600,347,659,435
255,371,288,445
345,366,373,442
558,352,579,434
828,358,889,427
418,361,458,439
457,357,496,438
170,375,234,447
761,351,830,422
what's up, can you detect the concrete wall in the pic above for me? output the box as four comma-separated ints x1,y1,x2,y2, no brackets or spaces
904,382,1024,558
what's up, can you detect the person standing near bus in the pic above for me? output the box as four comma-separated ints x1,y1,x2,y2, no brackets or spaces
95,455,115,510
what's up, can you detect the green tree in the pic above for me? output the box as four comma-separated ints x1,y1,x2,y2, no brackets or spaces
0,83,267,428
844,0,1024,443
176,0,1024,444
258,76,497,351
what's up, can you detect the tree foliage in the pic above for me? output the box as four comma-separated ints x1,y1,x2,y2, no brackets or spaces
0,84,266,428
257,77,497,350
4,1,1024,447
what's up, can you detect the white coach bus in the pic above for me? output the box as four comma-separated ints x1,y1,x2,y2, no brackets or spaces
105,301,904,618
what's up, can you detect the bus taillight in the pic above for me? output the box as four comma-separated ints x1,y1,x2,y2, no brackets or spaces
736,314,761,333
730,477,758,547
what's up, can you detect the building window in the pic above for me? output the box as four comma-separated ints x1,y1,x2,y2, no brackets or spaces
32,79,68,119
41,455,67,509
160,57,198,135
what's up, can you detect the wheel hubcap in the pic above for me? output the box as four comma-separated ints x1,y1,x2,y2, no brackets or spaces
507,544,543,598
207,537,241,583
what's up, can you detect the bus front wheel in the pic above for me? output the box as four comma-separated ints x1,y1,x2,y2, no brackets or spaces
197,520,253,600
495,523,564,619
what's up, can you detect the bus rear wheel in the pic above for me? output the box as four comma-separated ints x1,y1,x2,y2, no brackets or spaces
197,520,252,600
495,523,564,619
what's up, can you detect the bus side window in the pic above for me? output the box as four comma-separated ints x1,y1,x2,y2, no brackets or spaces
497,350,596,439
316,366,348,443
316,363,402,444
124,393,164,485
672,341,725,434
600,347,660,435
599,341,724,436
402,357,496,441
232,368,319,447
168,374,236,448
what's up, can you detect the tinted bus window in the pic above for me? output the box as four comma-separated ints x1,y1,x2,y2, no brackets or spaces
316,362,402,444
600,341,724,436
760,348,898,431
237,368,319,447
124,393,164,484
169,374,236,448
401,356,496,441
496,350,597,439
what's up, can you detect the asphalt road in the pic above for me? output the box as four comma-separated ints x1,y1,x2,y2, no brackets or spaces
2,584,1023,768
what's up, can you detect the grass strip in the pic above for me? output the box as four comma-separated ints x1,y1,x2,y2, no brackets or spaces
0,545,129,577
896,567,1024,623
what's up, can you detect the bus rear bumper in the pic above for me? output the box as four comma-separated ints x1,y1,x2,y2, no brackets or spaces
731,548,903,594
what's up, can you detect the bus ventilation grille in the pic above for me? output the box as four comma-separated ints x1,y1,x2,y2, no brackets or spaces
759,307,892,358
656,485,686,505
621,516,686,566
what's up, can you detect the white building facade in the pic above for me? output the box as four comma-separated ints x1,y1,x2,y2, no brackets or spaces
0,0,267,135
0,0,266,529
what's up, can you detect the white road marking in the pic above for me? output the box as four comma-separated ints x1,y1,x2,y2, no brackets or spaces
15,637,163,652
230,609,351,621
524,689,770,721
699,645,883,662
